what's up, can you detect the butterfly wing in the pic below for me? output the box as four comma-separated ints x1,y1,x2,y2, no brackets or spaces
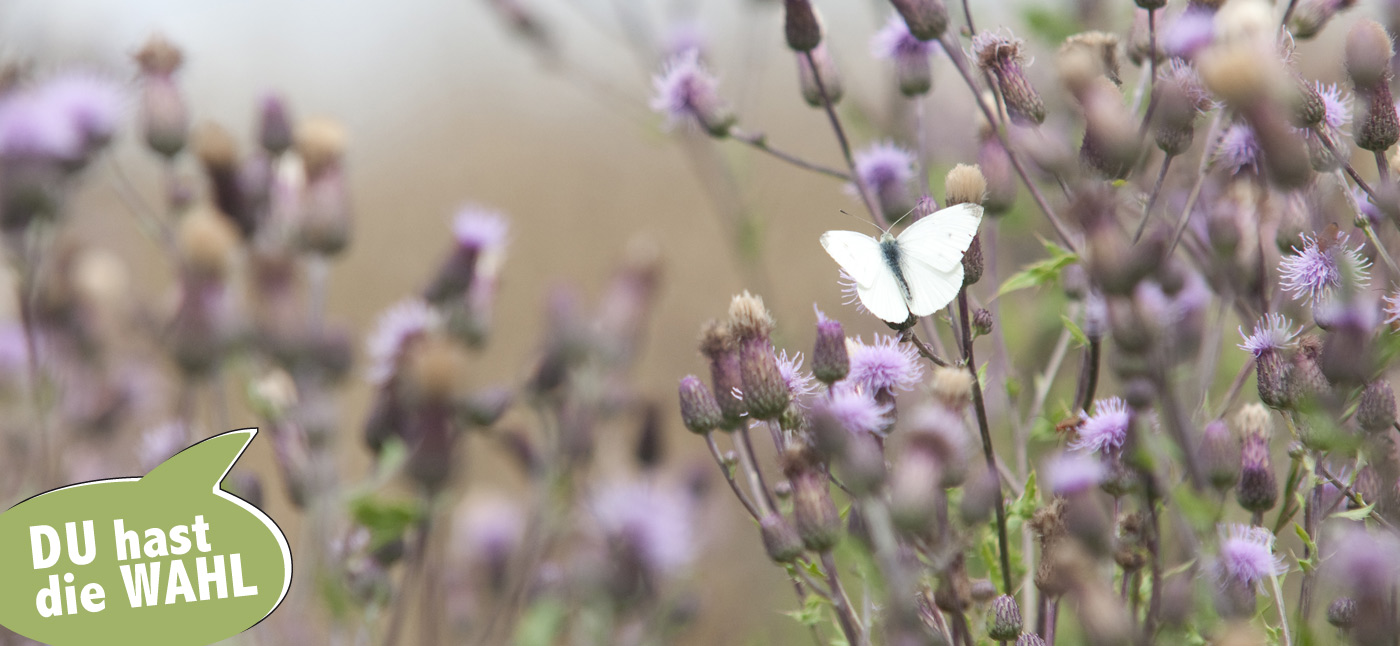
821,230,911,323
894,203,984,272
895,203,983,316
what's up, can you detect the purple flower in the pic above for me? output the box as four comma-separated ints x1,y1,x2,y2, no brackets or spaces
36,72,125,147
1325,525,1400,596
366,299,441,385
1071,397,1130,455
1162,7,1216,59
1315,82,1352,132
452,206,510,276
650,49,731,134
1042,451,1106,496
1238,313,1300,357
850,141,916,200
1217,523,1285,588
1279,231,1372,304
847,334,923,394
590,481,695,577
871,14,939,61
1384,291,1400,327
0,322,30,382
0,93,84,160
820,385,894,435
777,350,818,403
452,496,525,565
1212,123,1261,175
662,20,707,60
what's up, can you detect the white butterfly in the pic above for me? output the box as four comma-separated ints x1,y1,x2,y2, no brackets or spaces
820,203,984,324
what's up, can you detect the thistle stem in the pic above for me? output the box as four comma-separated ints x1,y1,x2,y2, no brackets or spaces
802,50,883,227
959,289,1013,593
705,432,761,519
728,128,852,181
1134,154,1173,242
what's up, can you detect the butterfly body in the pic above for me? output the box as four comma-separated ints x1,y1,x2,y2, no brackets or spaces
820,203,984,324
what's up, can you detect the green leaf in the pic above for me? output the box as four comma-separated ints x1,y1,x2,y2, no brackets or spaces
995,240,1079,299
349,494,422,552
515,600,567,646
1061,315,1089,348
1008,471,1040,522
782,594,828,628
1333,502,1376,521
1021,5,1079,43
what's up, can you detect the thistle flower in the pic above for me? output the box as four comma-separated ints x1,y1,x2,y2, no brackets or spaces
1235,404,1278,513
366,299,441,386
1162,7,1215,59
1238,313,1300,357
812,308,848,384
818,385,893,436
1279,231,1372,304
1325,526,1400,603
1071,397,1130,455
872,14,941,96
698,320,745,429
1211,122,1262,175
846,334,923,396
257,93,294,156
851,141,917,221
33,72,124,152
1042,451,1107,496
1216,524,1285,589
0,92,85,161
1384,291,1400,328
650,49,734,137
776,350,818,404
973,30,1046,126
590,481,696,580
1153,60,1212,155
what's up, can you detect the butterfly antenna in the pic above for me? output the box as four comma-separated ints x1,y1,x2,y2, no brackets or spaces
886,203,921,230
837,209,887,234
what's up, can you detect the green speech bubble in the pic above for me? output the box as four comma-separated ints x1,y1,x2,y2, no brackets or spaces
0,428,291,645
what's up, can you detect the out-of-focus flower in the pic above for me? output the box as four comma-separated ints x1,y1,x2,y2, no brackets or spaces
1279,231,1371,304
1238,313,1300,357
796,43,843,107
1071,397,1130,455
662,20,706,60
818,385,893,436
851,141,917,221
33,72,124,152
1042,451,1106,496
872,14,941,96
138,421,190,471
1384,291,1400,327
1217,524,1285,589
1212,122,1262,175
650,50,733,137
1290,0,1359,40
590,481,695,579
846,334,923,395
1162,7,1216,58
366,299,441,386
812,308,848,384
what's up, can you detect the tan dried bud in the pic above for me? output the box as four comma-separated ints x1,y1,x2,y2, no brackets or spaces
727,290,774,341
177,205,240,280
194,122,239,171
944,164,987,206
296,118,347,179
403,333,467,404
930,366,973,410
134,34,184,76
1060,31,1121,86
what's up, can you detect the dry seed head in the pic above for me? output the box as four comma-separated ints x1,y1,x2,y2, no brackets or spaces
1199,46,1285,108
930,366,973,409
178,205,240,279
193,122,239,171
698,319,735,357
1060,31,1121,86
944,164,987,206
727,291,774,340
134,34,184,76
297,117,348,179
1235,403,1272,441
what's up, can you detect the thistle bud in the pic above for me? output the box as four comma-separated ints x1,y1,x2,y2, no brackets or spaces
296,117,347,181
134,35,187,158
298,164,353,256
699,320,745,430
1355,83,1400,152
462,386,512,427
1345,19,1394,91
974,31,1046,126
729,292,789,421
977,131,1017,215
890,0,948,41
970,579,997,603
760,513,805,563
797,44,843,107
1328,596,1357,628
783,446,841,551
178,205,240,281
1290,0,1357,40
1292,77,1326,128
888,449,941,533
679,375,724,434
1358,381,1397,433
813,310,849,384
194,123,253,237
973,308,993,336
1017,636,1047,646
1060,31,1122,86
1235,404,1277,513
987,595,1023,640
258,93,294,156
1288,335,1331,405
1200,419,1242,491
1255,350,1293,410
784,0,823,52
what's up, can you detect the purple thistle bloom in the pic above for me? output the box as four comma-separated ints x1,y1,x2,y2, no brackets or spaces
776,350,819,403
1384,291,1400,327
1162,7,1216,59
1042,451,1106,496
1315,82,1352,132
1217,523,1286,589
871,14,940,61
1212,123,1262,175
590,481,695,577
366,299,441,385
0,93,84,160
1071,397,1130,455
819,384,894,435
650,49,730,133
453,496,526,566
36,72,125,147
850,141,916,200
452,206,510,276
847,334,923,394
1325,525,1400,596
1238,313,1301,357
1279,231,1372,304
